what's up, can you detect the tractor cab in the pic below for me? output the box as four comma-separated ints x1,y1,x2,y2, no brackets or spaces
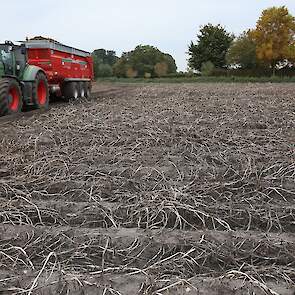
0,41,49,116
0,43,14,76
0,42,26,78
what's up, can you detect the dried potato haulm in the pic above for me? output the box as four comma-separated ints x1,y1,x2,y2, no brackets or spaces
0,82,294,295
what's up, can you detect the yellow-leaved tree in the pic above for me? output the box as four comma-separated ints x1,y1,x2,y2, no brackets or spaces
250,6,295,73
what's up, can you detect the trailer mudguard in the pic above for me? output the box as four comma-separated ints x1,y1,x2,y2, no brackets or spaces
22,65,45,82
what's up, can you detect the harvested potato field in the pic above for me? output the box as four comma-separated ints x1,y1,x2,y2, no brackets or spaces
0,82,294,295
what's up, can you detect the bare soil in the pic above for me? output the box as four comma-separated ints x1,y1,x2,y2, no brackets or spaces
0,82,294,294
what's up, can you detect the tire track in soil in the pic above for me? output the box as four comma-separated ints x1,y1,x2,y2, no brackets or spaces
0,85,133,124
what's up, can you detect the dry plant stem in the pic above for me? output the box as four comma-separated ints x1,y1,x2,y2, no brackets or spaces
26,252,56,295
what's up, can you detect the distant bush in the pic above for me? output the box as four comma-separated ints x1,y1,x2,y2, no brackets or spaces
165,71,199,78
96,63,113,77
113,57,128,78
96,75,295,84
201,61,215,76
211,67,295,77
154,62,169,77
126,67,138,78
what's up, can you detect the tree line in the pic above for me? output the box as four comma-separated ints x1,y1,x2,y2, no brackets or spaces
92,46,177,78
92,6,295,78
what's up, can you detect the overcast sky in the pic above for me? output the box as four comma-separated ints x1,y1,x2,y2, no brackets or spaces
1,1,295,70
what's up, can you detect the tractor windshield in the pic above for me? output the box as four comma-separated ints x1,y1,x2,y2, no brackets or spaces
0,47,13,75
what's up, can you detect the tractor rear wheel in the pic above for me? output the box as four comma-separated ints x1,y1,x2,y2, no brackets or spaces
62,82,79,101
0,78,23,116
32,72,49,110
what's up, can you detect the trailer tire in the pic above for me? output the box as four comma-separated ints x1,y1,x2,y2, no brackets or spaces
0,78,23,116
84,82,91,99
62,82,79,101
32,72,49,110
79,82,86,98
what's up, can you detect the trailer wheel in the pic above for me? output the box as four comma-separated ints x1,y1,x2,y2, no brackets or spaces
62,82,79,101
0,78,23,116
79,82,86,98
84,82,91,99
32,72,49,110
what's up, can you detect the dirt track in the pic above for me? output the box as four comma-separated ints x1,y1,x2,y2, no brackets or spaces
0,82,294,294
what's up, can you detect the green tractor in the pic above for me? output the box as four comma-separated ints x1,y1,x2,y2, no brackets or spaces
0,41,49,116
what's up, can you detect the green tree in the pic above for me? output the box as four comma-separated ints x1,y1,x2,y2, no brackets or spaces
163,54,177,73
113,45,177,78
250,6,295,72
92,55,102,78
92,49,118,66
188,24,234,71
92,49,118,78
226,31,257,69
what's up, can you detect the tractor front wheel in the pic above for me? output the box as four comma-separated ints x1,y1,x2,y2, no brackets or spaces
0,78,23,116
32,72,50,110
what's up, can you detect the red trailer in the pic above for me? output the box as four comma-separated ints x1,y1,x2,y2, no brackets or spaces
25,38,94,100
